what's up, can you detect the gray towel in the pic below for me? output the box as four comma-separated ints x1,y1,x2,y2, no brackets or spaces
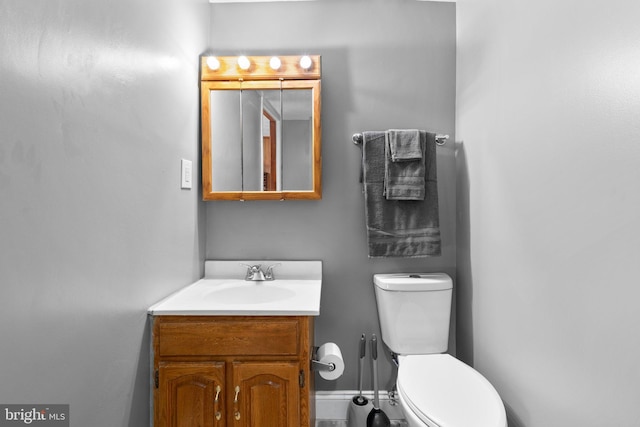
384,131,426,200
388,129,422,161
362,131,441,258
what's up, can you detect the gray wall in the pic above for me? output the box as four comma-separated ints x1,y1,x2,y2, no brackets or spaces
0,1,208,426
456,0,640,425
206,0,456,391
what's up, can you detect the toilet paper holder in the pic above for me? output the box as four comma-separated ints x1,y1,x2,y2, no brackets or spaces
311,346,336,372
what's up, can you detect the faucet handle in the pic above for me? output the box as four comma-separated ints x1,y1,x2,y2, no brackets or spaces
264,263,281,280
240,263,262,280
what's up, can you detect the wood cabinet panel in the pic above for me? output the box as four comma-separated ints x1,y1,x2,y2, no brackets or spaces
158,317,300,357
157,362,226,427
232,362,300,427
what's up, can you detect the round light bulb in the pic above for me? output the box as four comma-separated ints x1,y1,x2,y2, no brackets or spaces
299,55,312,70
269,56,282,70
238,56,251,70
206,56,220,70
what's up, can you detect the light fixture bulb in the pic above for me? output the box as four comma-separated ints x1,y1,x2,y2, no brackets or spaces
206,56,220,70
238,56,251,70
299,55,312,70
269,56,282,70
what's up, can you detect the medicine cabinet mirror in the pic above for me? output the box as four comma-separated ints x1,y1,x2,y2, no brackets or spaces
201,55,322,200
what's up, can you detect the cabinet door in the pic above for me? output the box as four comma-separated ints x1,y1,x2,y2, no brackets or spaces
157,362,226,427
231,362,300,427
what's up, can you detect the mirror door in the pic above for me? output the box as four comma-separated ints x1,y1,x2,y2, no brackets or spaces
202,80,320,200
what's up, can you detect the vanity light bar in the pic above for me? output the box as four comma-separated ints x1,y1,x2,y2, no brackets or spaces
201,55,321,81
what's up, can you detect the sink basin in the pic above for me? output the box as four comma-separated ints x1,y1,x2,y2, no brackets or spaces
204,282,297,304
148,260,322,316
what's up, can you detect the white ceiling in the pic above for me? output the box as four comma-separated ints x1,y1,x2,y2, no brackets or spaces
210,0,455,3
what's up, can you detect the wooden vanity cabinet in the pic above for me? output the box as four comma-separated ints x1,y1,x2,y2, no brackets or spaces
152,316,315,427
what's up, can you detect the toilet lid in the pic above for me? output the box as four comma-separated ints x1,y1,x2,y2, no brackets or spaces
397,354,507,427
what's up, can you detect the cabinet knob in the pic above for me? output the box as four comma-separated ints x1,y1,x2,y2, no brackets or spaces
233,386,240,403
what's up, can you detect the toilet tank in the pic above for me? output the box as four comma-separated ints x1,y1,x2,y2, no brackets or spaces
374,273,453,355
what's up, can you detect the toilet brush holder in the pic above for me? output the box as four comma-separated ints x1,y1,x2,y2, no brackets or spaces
347,334,373,427
347,396,373,427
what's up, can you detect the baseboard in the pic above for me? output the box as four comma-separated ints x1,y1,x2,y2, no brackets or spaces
315,390,405,421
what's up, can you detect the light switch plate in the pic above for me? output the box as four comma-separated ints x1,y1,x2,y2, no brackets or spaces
181,159,192,189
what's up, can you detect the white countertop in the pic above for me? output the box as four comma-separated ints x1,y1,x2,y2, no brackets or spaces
148,260,322,316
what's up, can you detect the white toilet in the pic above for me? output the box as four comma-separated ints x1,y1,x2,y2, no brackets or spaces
374,273,507,427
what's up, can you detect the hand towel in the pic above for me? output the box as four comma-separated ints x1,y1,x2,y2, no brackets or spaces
362,131,441,258
384,130,426,201
388,129,422,161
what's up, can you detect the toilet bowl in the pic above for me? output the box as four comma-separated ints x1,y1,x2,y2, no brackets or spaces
373,273,507,427
396,354,506,427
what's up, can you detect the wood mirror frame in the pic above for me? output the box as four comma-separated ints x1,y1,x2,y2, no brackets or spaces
201,55,322,201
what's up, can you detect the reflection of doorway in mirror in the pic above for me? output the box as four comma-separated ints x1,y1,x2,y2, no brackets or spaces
262,111,277,191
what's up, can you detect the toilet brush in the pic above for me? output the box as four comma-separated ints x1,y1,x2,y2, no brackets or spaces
367,335,391,427
347,334,372,427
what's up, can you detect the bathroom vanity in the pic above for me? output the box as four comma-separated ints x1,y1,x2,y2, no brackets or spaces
148,261,322,427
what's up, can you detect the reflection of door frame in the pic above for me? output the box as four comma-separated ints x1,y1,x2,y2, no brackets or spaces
262,110,277,191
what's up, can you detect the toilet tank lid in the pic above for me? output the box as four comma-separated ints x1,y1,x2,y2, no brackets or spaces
374,273,452,291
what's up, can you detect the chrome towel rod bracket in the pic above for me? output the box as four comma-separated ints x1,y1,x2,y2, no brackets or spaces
352,132,449,146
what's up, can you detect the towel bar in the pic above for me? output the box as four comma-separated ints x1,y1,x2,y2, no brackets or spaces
352,132,449,146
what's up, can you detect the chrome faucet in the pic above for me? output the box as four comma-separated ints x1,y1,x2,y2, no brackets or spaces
241,263,280,281
242,264,266,281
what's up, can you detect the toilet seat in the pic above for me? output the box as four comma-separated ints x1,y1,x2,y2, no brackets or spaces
397,354,507,427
